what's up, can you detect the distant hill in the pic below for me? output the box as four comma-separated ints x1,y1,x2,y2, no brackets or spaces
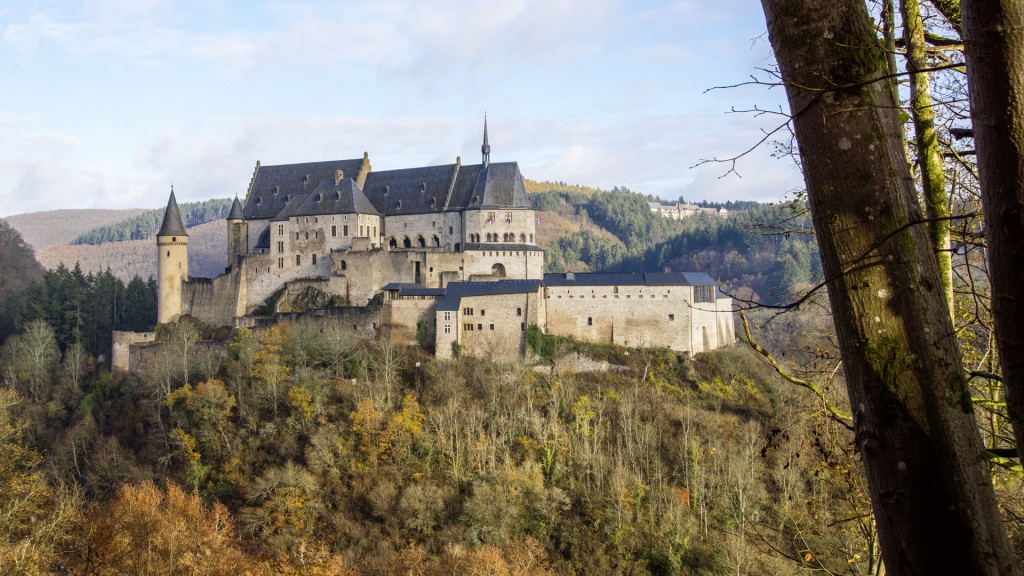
5,208,149,251
72,198,233,245
38,220,228,282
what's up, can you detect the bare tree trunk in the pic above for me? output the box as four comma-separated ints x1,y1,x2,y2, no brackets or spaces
759,0,1016,573
961,0,1024,465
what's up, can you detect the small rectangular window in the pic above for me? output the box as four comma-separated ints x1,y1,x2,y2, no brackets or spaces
516,307,522,317
277,241,284,254
587,317,593,326
331,225,337,237
477,324,483,331
489,324,494,331
669,314,675,321
296,255,301,266
444,325,451,334
344,225,349,236
278,258,284,269
312,254,317,265
278,225,284,235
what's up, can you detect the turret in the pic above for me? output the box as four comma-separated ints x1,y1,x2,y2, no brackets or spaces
226,195,247,263
157,188,188,324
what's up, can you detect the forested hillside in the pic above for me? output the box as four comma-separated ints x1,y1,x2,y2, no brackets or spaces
39,219,229,282
0,306,912,574
4,208,148,251
529,186,819,304
72,198,233,245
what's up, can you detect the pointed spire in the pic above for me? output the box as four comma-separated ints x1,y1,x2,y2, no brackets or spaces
157,187,188,237
228,195,244,220
481,113,491,167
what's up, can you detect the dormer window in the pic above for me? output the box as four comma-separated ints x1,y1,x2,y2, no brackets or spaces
273,186,279,196
395,200,402,209
302,175,309,183
430,198,436,207
256,196,262,205
384,185,390,195
318,192,323,202
472,196,479,204
420,183,426,192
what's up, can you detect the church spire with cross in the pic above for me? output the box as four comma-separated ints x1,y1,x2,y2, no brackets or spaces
481,114,491,167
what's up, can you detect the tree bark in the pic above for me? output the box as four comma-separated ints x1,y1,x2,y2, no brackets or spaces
759,1,1016,574
961,0,1024,465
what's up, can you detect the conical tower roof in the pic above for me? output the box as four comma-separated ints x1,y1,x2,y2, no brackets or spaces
227,196,244,220
157,188,188,237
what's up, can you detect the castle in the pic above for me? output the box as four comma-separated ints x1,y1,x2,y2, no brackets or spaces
153,123,735,360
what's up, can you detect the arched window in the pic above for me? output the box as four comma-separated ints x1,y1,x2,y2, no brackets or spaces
403,236,412,248
417,235,426,248
432,235,440,247
519,233,526,242
389,237,398,249
492,263,506,277
341,260,347,270
529,233,534,243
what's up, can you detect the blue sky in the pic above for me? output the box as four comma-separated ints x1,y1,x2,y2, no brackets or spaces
0,0,803,217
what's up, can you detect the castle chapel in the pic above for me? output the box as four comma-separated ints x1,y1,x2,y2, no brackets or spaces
155,123,735,360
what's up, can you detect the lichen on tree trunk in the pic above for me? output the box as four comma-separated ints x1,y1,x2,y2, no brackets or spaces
759,0,1017,573
902,0,954,318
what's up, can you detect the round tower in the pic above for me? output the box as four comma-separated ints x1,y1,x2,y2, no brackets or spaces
226,195,247,264
157,188,188,324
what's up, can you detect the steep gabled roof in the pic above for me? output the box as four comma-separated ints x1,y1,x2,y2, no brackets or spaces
292,179,379,217
157,189,187,237
363,163,460,216
270,194,310,222
473,162,529,208
243,159,366,220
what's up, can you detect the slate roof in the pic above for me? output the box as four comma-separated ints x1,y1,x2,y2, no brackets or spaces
243,159,366,220
363,163,459,216
291,179,379,218
436,280,543,311
270,194,310,222
473,162,529,208
542,272,717,287
157,189,188,237
381,283,447,297
227,197,245,220
241,157,530,221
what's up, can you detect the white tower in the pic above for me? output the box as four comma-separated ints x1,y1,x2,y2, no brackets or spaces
157,188,188,324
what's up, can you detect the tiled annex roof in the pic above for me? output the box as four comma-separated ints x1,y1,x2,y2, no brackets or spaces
381,283,447,297
435,280,543,311
542,272,718,287
243,159,367,220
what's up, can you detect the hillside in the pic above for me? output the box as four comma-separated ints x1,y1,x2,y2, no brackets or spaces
4,208,149,251
37,219,228,281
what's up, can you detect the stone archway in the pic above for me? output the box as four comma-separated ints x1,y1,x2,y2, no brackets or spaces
492,263,506,278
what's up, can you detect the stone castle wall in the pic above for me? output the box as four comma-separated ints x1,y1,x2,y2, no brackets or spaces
544,284,702,351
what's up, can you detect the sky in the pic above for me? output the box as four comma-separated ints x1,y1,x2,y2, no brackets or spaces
0,0,804,217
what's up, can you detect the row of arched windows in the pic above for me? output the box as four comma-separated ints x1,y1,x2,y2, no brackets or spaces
388,235,442,249
468,233,533,244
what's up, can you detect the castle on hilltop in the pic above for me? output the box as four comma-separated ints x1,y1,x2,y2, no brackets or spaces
151,122,735,360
